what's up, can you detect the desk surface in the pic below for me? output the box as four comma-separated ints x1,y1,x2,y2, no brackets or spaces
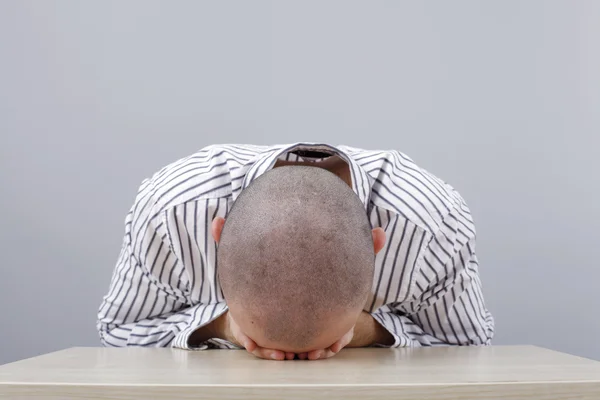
1,346,599,399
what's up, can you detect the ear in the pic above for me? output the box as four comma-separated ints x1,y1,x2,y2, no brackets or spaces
211,217,226,243
372,227,386,255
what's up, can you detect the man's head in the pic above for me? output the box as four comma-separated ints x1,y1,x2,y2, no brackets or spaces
214,165,383,353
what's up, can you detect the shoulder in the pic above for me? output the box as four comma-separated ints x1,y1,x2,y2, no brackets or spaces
133,144,266,222
348,147,468,234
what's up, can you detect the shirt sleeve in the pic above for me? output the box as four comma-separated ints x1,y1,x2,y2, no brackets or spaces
372,201,495,347
96,180,228,349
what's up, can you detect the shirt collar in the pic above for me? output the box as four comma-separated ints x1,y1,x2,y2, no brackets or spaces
231,143,372,210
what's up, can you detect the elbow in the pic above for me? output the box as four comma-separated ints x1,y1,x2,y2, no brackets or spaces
477,318,495,346
97,321,128,347
97,325,114,347
96,320,107,345
97,328,111,347
459,319,495,346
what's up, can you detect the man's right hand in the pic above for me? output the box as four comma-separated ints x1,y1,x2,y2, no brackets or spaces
213,311,294,361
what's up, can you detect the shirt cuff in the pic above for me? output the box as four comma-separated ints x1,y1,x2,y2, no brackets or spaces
171,302,230,350
370,312,403,348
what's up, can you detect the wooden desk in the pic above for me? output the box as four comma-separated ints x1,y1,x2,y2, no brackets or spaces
1,346,599,399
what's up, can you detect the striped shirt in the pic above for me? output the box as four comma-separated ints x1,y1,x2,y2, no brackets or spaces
97,143,494,349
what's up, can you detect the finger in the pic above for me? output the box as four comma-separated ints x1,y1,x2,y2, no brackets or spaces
308,349,324,360
248,348,275,360
330,330,353,353
321,349,336,359
285,352,295,360
308,349,337,360
252,347,286,361
233,329,256,352
237,332,257,352
329,340,343,354
330,336,349,353
297,352,308,360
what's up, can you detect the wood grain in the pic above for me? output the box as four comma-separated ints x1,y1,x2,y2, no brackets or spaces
1,346,599,399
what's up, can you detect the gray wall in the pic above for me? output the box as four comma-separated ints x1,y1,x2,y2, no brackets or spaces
1,0,598,364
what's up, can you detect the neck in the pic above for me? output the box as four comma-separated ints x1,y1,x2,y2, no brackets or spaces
274,155,352,187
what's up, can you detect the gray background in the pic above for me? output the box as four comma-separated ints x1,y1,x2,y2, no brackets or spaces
1,0,598,365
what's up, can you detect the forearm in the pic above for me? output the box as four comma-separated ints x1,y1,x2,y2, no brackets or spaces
348,311,395,348
188,311,236,346
98,310,193,347
369,311,449,347
98,303,229,348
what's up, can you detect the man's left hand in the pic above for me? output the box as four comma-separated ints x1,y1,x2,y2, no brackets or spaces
300,311,394,360
299,326,354,360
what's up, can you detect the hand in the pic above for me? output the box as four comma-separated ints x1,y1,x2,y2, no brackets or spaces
299,326,354,361
217,311,295,361
347,311,395,347
300,310,393,359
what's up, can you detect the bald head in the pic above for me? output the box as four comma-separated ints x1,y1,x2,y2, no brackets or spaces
217,165,375,352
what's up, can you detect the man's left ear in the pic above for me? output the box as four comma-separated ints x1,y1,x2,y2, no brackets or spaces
211,217,226,243
372,227,386,254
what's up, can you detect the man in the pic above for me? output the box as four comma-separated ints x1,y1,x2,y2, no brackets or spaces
97,143,494,361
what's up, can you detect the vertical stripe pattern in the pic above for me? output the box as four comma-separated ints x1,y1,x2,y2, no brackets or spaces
97,143,494,349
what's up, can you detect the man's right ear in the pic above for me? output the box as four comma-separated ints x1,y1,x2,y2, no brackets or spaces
211,217,226,243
